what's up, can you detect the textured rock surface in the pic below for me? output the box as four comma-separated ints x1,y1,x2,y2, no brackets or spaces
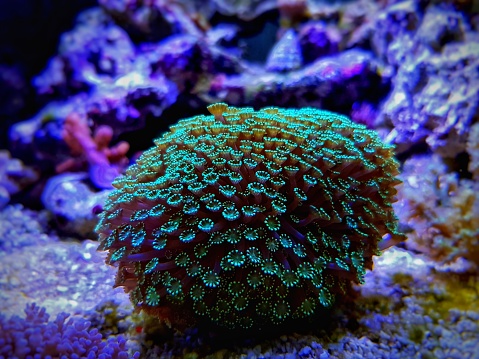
395,154,479,270
41,173,112,237
0,151,38,209
203,49,390,111
376,4,479,156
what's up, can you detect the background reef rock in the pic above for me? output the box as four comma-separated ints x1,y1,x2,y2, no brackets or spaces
0,0,479,357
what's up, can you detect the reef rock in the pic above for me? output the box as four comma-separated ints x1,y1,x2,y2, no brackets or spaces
204,49,390,112
41,172,111,237
378,4,479,157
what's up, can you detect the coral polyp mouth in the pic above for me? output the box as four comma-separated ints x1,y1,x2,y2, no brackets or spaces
96,103,405,330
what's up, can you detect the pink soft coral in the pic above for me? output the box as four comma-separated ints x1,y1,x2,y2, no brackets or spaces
56,113,130,189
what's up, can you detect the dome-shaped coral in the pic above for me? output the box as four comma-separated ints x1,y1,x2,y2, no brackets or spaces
96,103,405,329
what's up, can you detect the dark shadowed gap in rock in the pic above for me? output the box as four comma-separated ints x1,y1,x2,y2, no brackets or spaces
210,10,280,64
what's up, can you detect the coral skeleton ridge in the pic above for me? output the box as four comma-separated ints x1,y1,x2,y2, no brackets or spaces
96,103,405,329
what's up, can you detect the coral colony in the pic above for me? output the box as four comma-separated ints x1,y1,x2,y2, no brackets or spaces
1,0,479,357
96,103,405,329
0,303,137,359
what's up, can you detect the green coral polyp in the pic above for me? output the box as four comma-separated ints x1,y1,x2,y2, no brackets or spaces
197,218,214,232
145,287,160,306
96,103,405,330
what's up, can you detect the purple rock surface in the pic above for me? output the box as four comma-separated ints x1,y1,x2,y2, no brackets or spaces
203,48,390,111
298,21,340,64
373,3,479,157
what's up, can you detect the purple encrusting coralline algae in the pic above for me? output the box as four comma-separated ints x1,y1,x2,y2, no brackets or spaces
0,204,52,253
372,2,479,157
0,303,139,359
0,151,38,210
0,204,130,321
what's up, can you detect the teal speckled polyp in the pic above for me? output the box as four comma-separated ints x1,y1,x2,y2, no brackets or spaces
96,103,405,329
